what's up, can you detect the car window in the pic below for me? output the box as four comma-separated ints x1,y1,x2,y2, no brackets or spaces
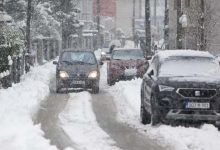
61,51,97,65
112,50,145,60
159,56,220,77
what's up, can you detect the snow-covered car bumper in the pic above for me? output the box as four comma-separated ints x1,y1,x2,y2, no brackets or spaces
57,78,98,89
109,67,146,81
166,109,220,122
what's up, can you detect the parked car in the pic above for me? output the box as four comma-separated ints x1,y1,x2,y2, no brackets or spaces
100,45,111,62
107,48,148,86
53,50,100,94
141,50,220,128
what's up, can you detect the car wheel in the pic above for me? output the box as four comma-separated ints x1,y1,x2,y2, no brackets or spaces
107,77,115,86
56,79,60,93
92,86,99,94
150,96,161,126
140,93,151,124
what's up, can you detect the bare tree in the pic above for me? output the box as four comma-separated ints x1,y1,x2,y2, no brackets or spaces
145,0,151,55
186,0,218,51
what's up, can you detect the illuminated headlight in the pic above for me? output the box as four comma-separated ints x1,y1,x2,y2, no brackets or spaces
88,71,98,78
159,85,175,92
101,52,106,55
59,71,69,79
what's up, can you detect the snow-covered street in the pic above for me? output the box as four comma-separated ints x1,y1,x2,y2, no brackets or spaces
1,58,220,150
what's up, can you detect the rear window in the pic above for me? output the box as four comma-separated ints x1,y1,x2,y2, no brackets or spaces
159,56,220,77
112,49,144,60
61,51,97,65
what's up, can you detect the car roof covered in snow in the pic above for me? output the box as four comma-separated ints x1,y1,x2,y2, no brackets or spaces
62,49,93,52
156,50,214,61
113,48,142,51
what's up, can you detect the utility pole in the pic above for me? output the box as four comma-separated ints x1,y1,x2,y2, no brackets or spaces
200,0,205,50
96,0,101,48
139,0,142,18
132,0,136,38
176,0,182,49
164,0,169,49
145,0,151,55
153,0,157,26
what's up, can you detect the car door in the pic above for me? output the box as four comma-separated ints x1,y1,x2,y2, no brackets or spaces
143,56,158,112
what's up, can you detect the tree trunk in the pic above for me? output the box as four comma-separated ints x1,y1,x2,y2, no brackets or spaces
97,0,101,48
145,0,151,55
200,0,205,50
164,0,169,49
26,0,32,54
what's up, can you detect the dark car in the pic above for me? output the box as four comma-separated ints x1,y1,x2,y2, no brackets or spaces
53,50,100,94
107,48,148,86
141,50,220,128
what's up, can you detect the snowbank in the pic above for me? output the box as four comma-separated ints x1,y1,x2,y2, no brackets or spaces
0,62,58,150
101,63,220,150
59,92,120,150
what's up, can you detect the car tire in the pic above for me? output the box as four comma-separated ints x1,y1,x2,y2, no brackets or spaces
92,86,99,94
150,96,161,126
107,77,115,86
56,79,60,93
140,89,151,125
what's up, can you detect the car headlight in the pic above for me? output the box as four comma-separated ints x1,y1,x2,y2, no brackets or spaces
59,71,69,79
101,52,106,55
159,85,175,92
88,71,98,78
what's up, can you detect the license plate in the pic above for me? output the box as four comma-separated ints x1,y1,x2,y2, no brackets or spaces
186,102,210,109
124,69,137,76
71,81,85,85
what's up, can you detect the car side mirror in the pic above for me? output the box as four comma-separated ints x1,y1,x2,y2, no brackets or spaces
148,70,154,78
53,61,58,65
106,56,111,60
99,61,104,65
145,56,152,60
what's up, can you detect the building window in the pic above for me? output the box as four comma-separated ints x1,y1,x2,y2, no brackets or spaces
185,0,190,8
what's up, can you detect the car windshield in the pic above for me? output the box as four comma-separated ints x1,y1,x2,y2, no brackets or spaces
159,56,220,77
61,51,97,65
112,50,144,60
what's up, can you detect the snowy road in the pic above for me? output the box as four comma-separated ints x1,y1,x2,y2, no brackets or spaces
35,78,76,150
34,63,166,150
92,91,165,150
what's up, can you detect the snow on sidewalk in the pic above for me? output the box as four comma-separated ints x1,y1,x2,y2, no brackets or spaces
0,62,58,150
59,92,121,150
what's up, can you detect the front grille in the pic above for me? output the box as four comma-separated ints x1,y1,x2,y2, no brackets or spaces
177,88,217,98
69,73,87,79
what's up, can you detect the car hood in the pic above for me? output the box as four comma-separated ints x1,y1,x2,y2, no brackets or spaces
158,76,220,88
60,64,98,75
111,59,147,67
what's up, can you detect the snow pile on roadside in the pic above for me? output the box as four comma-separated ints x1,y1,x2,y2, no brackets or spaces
94,48,102,61
108,79,142,124
59,92,120,150
108,76,220,150
0,62,58,150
